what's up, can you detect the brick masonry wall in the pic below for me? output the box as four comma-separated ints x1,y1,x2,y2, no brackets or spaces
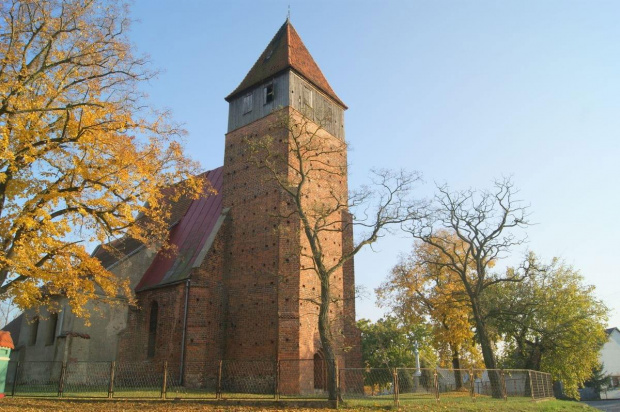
185,219,229,365
291,110,353,368
117,282,186,363
221,110,290,361
342,210,363,369
117,104,362,383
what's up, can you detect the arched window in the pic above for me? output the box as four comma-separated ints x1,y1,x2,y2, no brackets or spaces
147,302,158,359
314,351,327,390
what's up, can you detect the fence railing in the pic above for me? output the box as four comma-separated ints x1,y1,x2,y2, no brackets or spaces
338,367,554,405
3,360,553,404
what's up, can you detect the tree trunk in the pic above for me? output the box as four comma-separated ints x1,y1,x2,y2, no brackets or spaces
318,276,338,401
471,299,503,398
450,344,463,390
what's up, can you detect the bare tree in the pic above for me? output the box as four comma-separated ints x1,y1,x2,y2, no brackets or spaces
0,300,18,329
246,109,420,400
404,178,530,398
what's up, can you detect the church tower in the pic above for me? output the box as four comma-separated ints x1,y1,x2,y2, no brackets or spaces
221,19,361,379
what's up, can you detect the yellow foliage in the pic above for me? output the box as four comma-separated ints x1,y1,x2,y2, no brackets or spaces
0,0,203,317
378,230,484,368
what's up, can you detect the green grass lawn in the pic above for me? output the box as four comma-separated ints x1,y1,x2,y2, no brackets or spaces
0,398,597,412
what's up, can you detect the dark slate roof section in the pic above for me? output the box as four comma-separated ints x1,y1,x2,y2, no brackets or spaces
91,237,144,270
606,327,619,335
1,314,22,348
135,167,224,291
226,20,347,109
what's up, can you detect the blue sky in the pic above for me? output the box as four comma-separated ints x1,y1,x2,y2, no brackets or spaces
128,1,620,328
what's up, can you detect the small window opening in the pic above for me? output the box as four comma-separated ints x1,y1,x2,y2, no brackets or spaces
29,317,39,346
46,313,58,346
264,83,274,104
147,301,158,359
242,93,253,114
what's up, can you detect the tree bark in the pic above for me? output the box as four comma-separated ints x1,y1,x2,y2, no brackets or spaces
451,344,463,390
318,276,338,400
471,299,503,398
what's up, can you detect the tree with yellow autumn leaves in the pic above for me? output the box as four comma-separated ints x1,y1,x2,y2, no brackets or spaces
400,179,531,398
0,0,202,316
377,231,484,389
380,179,608,399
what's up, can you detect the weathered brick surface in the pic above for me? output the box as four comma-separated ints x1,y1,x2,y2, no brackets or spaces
117,282,186,363
118,103,362,387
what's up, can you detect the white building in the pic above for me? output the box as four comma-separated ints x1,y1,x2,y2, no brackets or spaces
602,327,620,389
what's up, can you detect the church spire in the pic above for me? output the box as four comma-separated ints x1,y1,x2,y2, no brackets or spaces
226,20,346,109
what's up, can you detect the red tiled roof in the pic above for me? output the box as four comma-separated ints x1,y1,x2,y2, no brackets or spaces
0,331,14,349
226,20,347,109
135,167,224,291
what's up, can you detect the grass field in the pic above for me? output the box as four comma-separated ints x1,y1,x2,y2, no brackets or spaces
0,398,596,411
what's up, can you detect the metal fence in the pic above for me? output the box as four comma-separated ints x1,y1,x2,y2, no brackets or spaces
338,367,554,406
3,360,553,405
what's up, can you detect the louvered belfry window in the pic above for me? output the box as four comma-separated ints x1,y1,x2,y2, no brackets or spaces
242,93,253,114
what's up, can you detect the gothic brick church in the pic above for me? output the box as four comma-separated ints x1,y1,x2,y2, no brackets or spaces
112,20,362,388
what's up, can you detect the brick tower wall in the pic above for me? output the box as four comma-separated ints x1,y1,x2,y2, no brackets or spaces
286,109,352,392
221,110,293,361
162,220,228,386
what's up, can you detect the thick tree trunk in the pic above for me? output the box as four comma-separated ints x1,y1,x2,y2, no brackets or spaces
318,276,338,401
471,299,503,398
450,344,463,390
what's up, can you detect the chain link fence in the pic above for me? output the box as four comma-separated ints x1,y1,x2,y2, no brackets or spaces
62,361,110,398
339,367,554,406
7,361,62,397
165,361,218,399
220,360,276,399
338,368,395,405
279,359,333,399
3,360,553,405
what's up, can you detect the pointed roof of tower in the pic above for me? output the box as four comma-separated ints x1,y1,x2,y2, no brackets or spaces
226,20,347,109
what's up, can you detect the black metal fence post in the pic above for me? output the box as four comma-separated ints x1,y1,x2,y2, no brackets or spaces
58,362,66,398
161,361,168,400
108,361,115,399
275,360,280,401
334,359,339,409
393,369,399,408
217,360,222,400
10,361,19,396
528,370,535,400
470,367,475,401
434,369,439,402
